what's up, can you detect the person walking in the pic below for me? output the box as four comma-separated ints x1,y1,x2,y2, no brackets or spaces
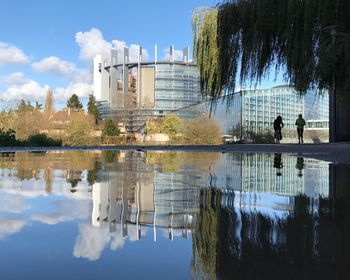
273,115,284,143
295,114,306,144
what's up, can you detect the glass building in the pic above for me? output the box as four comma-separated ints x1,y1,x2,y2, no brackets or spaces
155,64,201,113
174,85,329,143
94,47,203,132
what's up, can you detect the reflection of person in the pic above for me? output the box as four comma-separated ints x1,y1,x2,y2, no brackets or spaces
295,114,306,144
273,116,284,144
296,157,305,177
273,153,283,176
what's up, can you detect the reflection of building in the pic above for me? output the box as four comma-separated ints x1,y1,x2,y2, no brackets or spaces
93,46,203,132
91,153,200,241
202,153,329,212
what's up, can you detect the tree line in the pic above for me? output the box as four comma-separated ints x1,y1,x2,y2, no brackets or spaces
0,90,224,146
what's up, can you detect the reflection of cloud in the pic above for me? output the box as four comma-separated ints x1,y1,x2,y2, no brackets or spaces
0,194,28,213
0,218,26,239
31,199,90,225
110,232,125,251
73,224,111,261
0,177,91,200
31,214,70,225
73,223,148,261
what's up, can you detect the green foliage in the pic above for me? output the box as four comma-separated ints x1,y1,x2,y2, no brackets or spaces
193,7,221,96
102,118,120,136
193,0,350,96
161,115,184,140
66,94,83,111
146,119,162,134
87,94,101,124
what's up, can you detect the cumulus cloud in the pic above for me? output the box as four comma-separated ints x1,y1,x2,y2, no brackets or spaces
75,28,149,63
55,82,92,103
0,71,91,104
163,47,184,62
0,218,26,239
0,42,29,66
0,72,50,102
32,56,76,76
4,72,28,86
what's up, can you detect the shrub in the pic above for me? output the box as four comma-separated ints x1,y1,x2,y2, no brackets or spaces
185,115,222,144
27,133,62,146
0,128,17,146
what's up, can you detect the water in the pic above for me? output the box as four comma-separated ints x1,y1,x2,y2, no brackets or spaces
0,150,348,279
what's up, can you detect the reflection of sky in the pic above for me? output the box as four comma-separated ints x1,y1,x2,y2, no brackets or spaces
0,151,333,279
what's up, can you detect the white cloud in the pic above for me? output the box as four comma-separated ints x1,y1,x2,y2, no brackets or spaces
75,28,148,63
0,218,26,239
0,72,91,105
4,72,28,86
0,72,50,102
32,56,76,76
55,82,92,103
0,42,29,66
69,68,92,84
75,28,112,62
163,47,184,61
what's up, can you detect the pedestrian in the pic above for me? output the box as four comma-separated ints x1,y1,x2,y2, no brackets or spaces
295,114,306,144
273,115,284,143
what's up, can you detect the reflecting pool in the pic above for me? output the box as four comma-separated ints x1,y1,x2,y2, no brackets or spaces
0,151,349,279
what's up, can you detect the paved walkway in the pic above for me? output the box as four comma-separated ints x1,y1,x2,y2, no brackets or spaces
0,143,349,164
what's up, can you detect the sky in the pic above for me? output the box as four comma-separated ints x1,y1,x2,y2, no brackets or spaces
0,0,217,108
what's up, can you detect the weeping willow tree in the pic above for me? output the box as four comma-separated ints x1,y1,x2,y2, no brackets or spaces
193,0,350,141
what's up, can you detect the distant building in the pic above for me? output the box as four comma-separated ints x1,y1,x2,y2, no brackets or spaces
93,46,203,132
174,85,329,142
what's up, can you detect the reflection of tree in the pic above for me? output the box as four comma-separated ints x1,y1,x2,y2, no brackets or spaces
146,152,182,173
87,161,101,186
192,190,350,279
146,152,221,173
102,150,120,164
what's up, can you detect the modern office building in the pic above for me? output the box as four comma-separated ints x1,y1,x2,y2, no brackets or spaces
175,85,329,142
93,46,203,132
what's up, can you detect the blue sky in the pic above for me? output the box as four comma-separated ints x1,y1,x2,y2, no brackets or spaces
0,0,283,109
0,0,217,108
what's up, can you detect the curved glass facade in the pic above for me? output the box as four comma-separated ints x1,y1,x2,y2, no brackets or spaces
155,64,201,114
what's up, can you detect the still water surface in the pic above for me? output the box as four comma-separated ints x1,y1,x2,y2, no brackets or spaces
0,151,349,279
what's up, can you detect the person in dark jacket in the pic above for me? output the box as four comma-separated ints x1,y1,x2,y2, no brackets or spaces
295,114,306,144
273,115,284,143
